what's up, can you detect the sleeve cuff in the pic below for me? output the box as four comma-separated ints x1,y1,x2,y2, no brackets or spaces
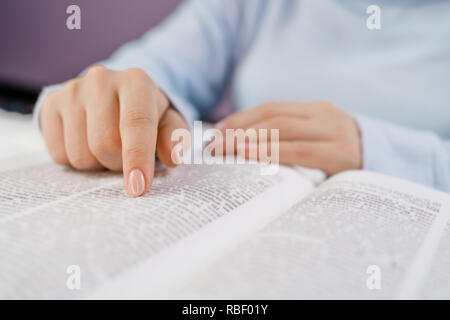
354,114,440,188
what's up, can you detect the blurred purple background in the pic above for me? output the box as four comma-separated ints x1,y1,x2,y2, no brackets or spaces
0,0,181,91
0,0,232,119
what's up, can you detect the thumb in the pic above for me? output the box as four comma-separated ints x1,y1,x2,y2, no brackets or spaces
157,108,191,168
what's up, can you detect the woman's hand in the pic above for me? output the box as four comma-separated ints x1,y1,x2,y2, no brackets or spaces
214,101,362,175
40,65,189,197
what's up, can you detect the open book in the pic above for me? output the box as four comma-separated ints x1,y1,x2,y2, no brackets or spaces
0,151,449,299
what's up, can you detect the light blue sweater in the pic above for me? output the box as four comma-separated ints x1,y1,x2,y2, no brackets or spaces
36,0,450,192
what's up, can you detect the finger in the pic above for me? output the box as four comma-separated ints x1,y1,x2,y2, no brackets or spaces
215,102,312,130
238,140,330,167
156,108,191,167
118,78,159,197
215,116,328,158
40,94,69,165
242,141,329,170
62,107,103,171
249,116,329,141
211,127,258,157
85,94,123,172
280,141,349,174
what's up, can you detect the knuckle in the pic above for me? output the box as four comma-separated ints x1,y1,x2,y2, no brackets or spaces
41,92,58,114
90,132,121,158
86,65,108,79
85,66,110,93
123,68,153,84
260,104,276,118
50,149,68,165
63,79,80,93
121,110,154,129
68,150,96,170
124,145,148,161
61,79,80,107
318,100,336,112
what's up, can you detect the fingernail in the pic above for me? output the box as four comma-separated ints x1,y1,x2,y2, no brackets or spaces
128,169,145,197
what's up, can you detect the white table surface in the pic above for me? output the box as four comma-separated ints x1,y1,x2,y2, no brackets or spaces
0,110,46,158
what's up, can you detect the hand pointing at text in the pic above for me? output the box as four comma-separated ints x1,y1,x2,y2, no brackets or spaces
39,66,189,197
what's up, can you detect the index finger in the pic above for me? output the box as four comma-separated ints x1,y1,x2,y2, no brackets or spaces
214,102,312,130
118,77,159,197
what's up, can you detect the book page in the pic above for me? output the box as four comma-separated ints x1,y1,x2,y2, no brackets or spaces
174,170,450,299
0,156,314,299
419,220,450,299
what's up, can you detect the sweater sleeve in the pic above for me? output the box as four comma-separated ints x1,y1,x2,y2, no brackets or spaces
355,114,450,193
